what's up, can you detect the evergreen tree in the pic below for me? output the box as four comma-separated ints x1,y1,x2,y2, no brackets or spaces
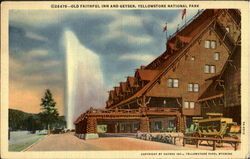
40,89,59,133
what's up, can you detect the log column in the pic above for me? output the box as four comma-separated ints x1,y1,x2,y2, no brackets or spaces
86,117,97,133
176,114,185,132
80,120,87,134
75,123,78,134
78,123,81,134
176,114,181,132
115,122,119,133
140,117,149,132
182,115,186,131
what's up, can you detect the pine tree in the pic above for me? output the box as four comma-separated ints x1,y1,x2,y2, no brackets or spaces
40,89,59,133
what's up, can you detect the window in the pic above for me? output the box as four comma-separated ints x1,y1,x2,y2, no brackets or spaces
190,102,195,109
194,84,199,92
205,40,210,48
214,52,220,61
168,120,175,128
184,102,195,109
188,84,193,92
184,102,189,108
168,79,173,87
204,65,216,74
133,123,139,131
168,78,179,88
173,79,179,88
210,65,216,73
204,65,210,73
211,41,216,49
204,40,216,49
188,83,199,92
155,121,162,130
191,56,195,61
120,124,125,131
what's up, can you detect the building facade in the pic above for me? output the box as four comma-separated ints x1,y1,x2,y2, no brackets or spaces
74,9,241,135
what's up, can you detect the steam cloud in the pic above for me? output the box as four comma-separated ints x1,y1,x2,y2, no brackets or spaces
64,30,106,129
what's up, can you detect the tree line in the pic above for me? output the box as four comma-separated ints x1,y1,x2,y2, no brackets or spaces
9,89,66,133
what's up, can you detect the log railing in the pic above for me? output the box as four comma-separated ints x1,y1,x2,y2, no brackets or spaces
86,107,180,114
146,107,179,113
74,107,181,124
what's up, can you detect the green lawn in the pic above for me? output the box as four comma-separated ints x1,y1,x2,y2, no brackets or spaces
9,135,46,151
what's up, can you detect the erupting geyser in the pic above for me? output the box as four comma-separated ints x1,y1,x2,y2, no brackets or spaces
64,30,106,129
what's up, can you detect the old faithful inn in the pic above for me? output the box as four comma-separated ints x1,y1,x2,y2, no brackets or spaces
74,9,241,137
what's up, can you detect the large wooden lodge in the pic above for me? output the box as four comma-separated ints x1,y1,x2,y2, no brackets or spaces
74,9,241,135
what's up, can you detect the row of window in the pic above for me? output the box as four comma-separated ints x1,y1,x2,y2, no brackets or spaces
204,65,216,73
188,83,199,92
166,38,228,109
154,120,176,130
120,123,139,131
190,52,220,61
167,78,179,88
184,102,195,109
205,40,216,49
168,79,200,92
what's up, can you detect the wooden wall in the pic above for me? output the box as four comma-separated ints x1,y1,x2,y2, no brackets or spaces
147,29,229,116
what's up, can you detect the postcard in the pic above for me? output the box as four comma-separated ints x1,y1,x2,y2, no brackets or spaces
1,1,249,159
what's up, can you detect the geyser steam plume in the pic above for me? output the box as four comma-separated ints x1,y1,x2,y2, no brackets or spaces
64,30,106,129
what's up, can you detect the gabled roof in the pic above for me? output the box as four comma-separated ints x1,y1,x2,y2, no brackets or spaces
168,42,178,51
114,87,120,96
109,90,115,99
137,69,160,81
127,76,136,87
120,82,128,92
177,35,192,43
106,100,113,106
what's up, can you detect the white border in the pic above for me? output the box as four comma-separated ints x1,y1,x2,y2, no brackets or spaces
1,1,249,159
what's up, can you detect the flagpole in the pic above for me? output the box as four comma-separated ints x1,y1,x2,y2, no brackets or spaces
181,9,187,26
185,11,187,25
165,22,168,42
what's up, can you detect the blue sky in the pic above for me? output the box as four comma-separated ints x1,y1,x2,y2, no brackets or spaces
9,9,198,114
